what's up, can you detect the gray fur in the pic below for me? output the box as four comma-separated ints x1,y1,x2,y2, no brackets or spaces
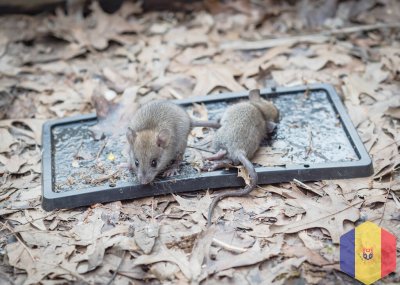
207,91,279,226
127,100,191,184
213,96,278,163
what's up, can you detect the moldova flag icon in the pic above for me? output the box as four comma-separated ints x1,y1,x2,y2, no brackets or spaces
340,221,397,285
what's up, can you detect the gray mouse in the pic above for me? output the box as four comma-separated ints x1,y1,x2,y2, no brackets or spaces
126,100,220,184
205,89,279,226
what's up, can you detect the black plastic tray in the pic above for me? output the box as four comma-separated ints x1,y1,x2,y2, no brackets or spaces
41,84,373,211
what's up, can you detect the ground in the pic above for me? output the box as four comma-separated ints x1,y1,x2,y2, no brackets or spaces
0,0,400,284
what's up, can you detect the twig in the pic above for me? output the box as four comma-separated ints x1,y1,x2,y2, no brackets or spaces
106,251,126,285
293,179,324,196
305,126,313,158
91,170,119,184
2,221,36,262
221,22,400,50
212,238,247,253
0,189,18,202
96,139,108,161
21,209,64,225
221,34,328,50
73,140,83,159
39,261,90,284
379,177,392,226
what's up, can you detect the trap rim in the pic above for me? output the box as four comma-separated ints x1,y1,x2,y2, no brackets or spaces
41,83,373,211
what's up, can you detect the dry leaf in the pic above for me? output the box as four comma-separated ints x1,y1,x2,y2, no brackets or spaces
267,185,360,243
134,220,159,254
0,154,27,173
189,64,244,96
202,240,282,279
342,74,379,105
133,245,192,279
0,128,14,153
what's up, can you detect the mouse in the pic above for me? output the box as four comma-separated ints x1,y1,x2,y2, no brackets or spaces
205,89,279,226
126,100,220,184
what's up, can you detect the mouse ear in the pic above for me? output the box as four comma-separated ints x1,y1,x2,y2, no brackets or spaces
249,89,261,101
126,127,137,145
156,129,170,148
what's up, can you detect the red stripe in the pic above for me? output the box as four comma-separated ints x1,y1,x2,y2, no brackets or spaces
381,229,396,277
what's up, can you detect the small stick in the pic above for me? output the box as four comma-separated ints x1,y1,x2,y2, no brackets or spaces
91,170,119,184
379,176,392,226
48,263,90,284
212,238,247,253
221,22,400,50
293,179,324,196
305,126,313,158
73,140,83,159
20,210,64,225
96,139,108,161
2,221,36,261
106,251,126,285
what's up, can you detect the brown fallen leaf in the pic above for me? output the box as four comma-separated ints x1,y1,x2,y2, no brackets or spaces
385,106,400,120
283,244,330,266
363,194,388,207
188,227,216,283
133,218,159,254
175,46,218,65
22,42,86,64
0,154,27,173
133,245,192,279
342,74,379,105
0,128,14,153
365,62,389,84
291,54,348,71
241,45,291,78
257,256,306,285
150,262,180,281
189,64,244,96
343,101,369,128
76,239,106,274
271,69,340,86
173,192,212,224
6,241,78,285
267,184,360,243
201,239,282,280
48,2,142,51
0,119,44,145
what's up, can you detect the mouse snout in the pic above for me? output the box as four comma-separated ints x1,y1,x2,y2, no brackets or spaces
137,172,152,185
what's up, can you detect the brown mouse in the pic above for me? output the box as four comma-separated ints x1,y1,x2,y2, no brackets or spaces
205,89,279,226
127,100,220,184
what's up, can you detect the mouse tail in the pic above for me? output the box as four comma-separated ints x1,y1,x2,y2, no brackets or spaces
190,120,221,129
207,151,258,227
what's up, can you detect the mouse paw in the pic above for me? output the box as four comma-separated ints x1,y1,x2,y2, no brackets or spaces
202,159,233,172
163,168,180,177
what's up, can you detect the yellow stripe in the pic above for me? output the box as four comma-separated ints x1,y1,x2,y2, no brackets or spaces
355,221,382,285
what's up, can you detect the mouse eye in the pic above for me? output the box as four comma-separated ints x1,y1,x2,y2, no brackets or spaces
134,159,139,167
151,159,157,168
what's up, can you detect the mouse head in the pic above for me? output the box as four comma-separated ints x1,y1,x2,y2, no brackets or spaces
126,127,171,185
249,89,280,123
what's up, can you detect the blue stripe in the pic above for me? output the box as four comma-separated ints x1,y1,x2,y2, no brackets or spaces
340,229,355,277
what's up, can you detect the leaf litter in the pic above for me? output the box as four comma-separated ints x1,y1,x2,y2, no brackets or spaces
1,0,400,284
